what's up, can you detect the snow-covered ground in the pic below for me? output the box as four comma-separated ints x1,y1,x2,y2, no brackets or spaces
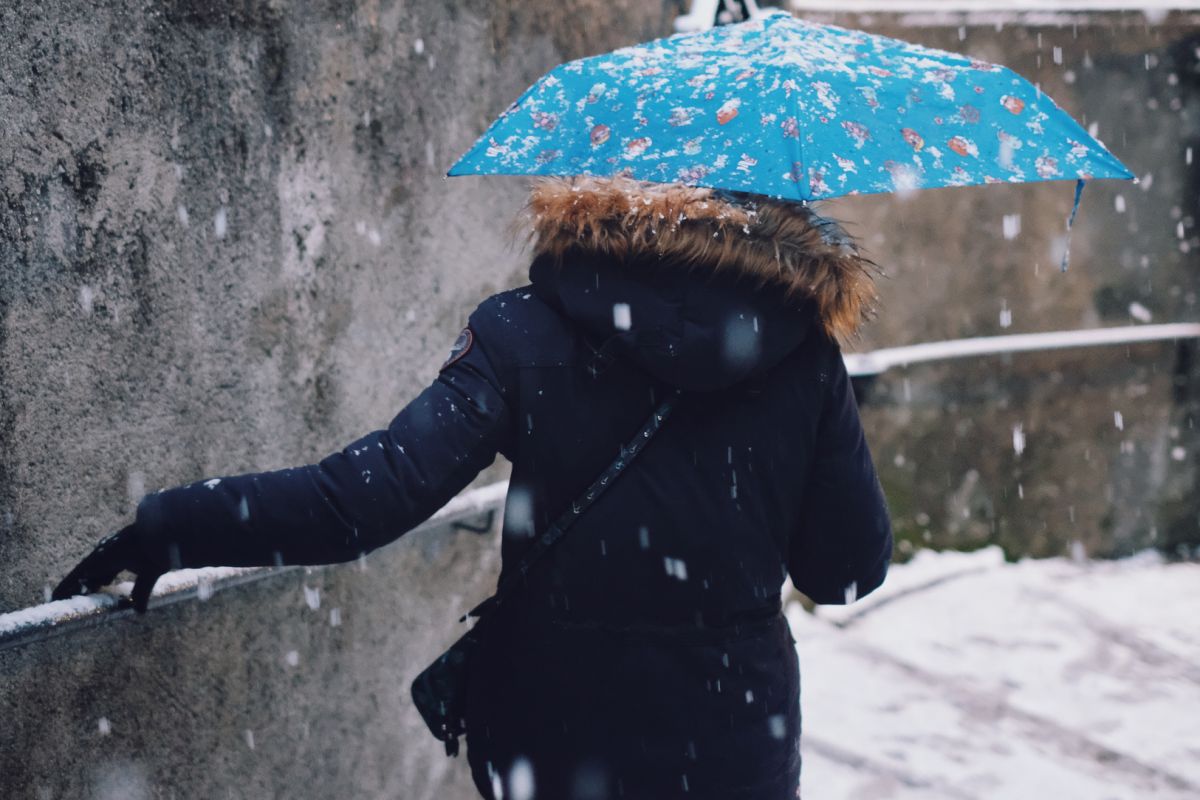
790,547,1200,799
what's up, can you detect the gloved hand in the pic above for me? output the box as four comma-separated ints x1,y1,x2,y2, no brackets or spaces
51,525,167,613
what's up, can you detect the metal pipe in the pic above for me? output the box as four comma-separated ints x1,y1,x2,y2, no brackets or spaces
0,481,508,651
844,323,1200,377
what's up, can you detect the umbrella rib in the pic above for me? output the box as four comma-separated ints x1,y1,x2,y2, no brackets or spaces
792,79,811,202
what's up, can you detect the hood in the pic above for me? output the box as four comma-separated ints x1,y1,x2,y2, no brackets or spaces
524,178,878,392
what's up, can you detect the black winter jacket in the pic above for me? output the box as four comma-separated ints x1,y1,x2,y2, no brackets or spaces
133,179,892,800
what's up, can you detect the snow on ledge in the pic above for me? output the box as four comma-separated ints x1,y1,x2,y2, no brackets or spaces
807,545,1007,627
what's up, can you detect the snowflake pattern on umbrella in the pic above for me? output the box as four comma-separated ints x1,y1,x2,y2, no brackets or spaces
449,11,1133,201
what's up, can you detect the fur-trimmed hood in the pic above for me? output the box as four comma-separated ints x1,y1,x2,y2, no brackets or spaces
525,177,877,343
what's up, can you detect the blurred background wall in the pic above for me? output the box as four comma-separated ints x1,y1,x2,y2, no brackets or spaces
798,4,1200,563
1,1,1197,798
0,1,677,798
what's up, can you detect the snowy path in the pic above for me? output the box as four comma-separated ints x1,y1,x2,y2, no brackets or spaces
790,548,1200,799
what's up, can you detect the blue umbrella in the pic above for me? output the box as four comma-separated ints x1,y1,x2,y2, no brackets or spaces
449,10,1132,208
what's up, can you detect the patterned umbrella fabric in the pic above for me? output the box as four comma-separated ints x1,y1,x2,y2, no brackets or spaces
448,10,1133,202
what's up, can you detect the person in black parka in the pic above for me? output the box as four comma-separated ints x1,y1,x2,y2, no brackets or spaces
55,177,892,800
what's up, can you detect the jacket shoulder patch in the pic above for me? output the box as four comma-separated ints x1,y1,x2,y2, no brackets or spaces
440,327,474,371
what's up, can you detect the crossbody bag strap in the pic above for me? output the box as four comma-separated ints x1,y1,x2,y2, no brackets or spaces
461,389,680,622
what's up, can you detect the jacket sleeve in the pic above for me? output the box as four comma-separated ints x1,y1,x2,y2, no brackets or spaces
133,313,513,570
788,343,893,605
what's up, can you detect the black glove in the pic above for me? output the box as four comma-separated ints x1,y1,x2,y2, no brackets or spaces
51,525,167,613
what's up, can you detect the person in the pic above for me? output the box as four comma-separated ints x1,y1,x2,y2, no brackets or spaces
54,176,893,800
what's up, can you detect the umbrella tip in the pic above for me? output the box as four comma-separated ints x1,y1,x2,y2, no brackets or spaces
1059,179,1086,272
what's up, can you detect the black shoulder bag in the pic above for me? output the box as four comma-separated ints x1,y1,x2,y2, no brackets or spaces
411,391,679,756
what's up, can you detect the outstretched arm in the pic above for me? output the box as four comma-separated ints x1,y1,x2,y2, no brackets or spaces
53,319,512,610
788,343,893,605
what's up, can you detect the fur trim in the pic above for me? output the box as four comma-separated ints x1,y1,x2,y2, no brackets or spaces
525,177,878,343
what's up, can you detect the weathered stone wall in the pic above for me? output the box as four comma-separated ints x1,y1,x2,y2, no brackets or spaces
0,0,676,614
800,8,1200,560
0,1,675,798
3,3,1198,798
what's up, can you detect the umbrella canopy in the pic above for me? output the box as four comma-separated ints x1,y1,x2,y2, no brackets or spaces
448,10,1133,202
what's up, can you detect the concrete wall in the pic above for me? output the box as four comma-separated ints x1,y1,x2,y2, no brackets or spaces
0,1,675,797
